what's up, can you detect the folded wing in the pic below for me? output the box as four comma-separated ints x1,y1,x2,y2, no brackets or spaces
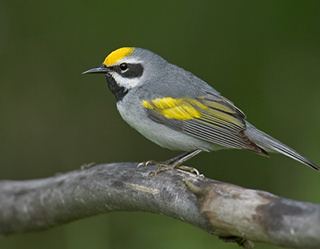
142,94,267,155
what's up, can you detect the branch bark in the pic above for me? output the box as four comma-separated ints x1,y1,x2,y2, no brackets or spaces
0,163,319,248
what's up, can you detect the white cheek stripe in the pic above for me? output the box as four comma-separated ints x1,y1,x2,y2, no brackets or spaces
110,72,141,89
110,58,144,89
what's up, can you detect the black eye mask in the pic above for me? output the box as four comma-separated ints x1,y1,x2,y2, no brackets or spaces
110,63,144,78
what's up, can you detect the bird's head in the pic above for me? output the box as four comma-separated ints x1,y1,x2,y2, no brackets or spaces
83,47,166,100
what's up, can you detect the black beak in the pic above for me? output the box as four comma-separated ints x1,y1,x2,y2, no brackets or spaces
82,66,110,75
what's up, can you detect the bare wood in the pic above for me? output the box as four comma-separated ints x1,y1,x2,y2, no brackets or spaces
0,163,319,248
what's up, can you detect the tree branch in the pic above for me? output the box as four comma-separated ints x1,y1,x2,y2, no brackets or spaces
0,163,319,248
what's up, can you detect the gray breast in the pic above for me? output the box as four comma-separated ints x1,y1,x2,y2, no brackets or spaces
116,91,213,151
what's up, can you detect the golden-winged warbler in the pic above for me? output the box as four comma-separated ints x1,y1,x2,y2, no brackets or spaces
83,47,318,171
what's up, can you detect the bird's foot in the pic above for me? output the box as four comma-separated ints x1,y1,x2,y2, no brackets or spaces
137,160,160,168
148,162,202,177
137,150,203,177
137,160,171,176
80,162,97,170
166,157,203,176
176,165,202,176
148,163,174,176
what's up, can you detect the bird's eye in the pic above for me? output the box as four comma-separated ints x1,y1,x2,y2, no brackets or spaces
119,63,128,71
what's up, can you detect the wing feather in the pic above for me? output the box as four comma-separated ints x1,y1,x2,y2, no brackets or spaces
142,95,267,154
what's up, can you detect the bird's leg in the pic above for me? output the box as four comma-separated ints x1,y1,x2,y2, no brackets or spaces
170,149,202,175
137,151,196,168
169,149,202,168
150,149,203,176
163,151,195,165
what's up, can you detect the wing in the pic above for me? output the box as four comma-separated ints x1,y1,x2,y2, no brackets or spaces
142,94,267,154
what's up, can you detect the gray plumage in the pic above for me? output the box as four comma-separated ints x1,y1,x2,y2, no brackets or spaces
84,47,319,171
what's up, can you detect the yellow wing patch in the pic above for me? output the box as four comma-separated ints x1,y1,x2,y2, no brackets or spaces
142,97,207,120
103,47,134,66
142,97,244,127
142,96,262,152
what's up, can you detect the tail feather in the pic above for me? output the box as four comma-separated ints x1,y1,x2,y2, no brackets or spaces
245,123,319,171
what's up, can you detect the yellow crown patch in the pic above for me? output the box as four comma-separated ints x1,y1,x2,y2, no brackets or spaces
103,47,134,66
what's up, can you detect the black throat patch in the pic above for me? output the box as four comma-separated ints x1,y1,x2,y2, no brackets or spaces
104,74,128,101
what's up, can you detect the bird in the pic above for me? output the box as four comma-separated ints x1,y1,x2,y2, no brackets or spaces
83,47,319,172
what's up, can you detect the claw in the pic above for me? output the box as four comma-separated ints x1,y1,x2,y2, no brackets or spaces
80,162,96,170
177,165,202,176
137,157,203,177
149,163,203,177
137,160,159,168
148,164,173,176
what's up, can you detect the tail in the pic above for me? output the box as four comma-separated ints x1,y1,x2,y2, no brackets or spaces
245,123,319,171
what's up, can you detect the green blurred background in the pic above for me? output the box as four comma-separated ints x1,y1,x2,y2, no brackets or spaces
0,1,319,248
